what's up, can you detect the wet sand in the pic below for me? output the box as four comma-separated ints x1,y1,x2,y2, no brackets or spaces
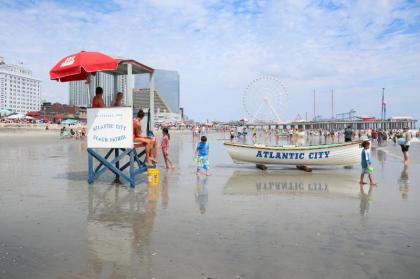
0,131,419,279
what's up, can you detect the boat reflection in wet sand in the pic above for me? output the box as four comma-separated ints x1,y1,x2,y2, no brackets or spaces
224,170,360,198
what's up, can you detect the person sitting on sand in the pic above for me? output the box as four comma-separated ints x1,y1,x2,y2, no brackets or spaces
360,141,377,185
133,109,157,166
113,92,123,107
92,87,105,108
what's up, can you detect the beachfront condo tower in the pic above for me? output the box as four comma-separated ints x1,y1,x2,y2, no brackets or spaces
0,56,42,114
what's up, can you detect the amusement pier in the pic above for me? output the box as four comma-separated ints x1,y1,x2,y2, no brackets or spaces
242,117,417,130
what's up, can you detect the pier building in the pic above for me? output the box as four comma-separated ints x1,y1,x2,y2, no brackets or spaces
243,117,417,130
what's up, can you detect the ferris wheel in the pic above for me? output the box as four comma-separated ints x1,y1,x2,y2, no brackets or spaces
242,76,288,122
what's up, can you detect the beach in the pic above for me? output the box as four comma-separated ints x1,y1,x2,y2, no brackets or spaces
0,130,419,279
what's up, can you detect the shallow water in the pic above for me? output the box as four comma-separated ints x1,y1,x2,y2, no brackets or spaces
0,131,419,279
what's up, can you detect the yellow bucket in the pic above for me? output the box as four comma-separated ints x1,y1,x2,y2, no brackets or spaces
147,168,160,185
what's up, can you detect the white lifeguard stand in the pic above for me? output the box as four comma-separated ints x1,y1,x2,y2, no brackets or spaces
86,59,156,187
50,52,157,187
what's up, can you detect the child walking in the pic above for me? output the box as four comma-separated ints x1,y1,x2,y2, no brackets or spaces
161,128,175,169
195,136,210,176
360,141,377,185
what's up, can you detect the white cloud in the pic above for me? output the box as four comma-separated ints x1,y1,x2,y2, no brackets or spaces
0,0,419,121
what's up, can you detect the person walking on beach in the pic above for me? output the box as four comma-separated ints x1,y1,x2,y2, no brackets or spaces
194,136,210,176
252,127,257,143
200,125,207,136
230,128,235,141
193,126,199,141
400,127,411,165
344,125,354,142
113,92,123,107
161,127,175,169
274,125,281,145
92,87,105,108
360,141,377,185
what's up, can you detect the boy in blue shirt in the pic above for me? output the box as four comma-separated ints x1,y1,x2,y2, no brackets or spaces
195,136,210,176
360,141,377,185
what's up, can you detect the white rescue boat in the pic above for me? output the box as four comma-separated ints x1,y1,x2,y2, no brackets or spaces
224,141,362,167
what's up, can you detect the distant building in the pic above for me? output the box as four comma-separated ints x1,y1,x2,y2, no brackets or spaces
40,102,86,123
135,69,180,113
133,88,172,113
0,56,41,114
69,72,128,107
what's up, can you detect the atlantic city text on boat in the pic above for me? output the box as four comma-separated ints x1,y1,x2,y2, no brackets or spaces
256,150,330,160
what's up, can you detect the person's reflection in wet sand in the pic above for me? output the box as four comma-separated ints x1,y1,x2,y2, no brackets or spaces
377,149,387,171
195,176,208,214
161,173,169,209
360,184,376,216
398,165,410,200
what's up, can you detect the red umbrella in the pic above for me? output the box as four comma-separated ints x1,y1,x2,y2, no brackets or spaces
49,51,119,82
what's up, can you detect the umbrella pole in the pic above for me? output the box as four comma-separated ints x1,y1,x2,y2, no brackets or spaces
86,73,92,106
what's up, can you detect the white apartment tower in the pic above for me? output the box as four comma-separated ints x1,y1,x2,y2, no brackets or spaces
0,56,41,113
69,72,128,107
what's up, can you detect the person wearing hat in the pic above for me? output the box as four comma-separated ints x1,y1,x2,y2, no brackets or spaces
400,127,411,165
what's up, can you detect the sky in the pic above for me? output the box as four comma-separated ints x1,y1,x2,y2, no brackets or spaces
0,0,419,121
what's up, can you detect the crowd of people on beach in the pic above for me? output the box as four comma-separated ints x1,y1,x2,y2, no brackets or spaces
59,125,86,139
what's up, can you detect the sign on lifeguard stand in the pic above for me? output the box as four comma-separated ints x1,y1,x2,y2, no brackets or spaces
87,107,133,148
87,107,149,188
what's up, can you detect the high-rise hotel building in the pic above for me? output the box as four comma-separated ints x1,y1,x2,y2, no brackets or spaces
135,69,180,113
0,56,41,113
69,72,128,107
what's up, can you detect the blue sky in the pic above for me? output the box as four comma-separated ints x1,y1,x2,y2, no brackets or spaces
0,0,419,121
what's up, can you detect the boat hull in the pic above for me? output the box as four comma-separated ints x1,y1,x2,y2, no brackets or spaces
224,142,362,166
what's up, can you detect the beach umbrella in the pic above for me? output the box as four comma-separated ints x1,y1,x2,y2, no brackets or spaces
49,51,119,82
6,113,25,119
61,119,79,125
0,109,12,117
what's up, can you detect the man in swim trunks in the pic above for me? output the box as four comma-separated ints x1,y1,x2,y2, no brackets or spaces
92,87,105,108
133,109,156,166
